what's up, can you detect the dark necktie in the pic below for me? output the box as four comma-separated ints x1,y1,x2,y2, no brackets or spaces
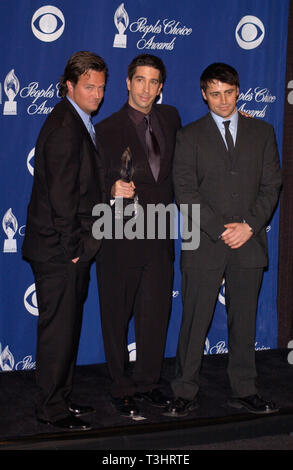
223,120,234,155
144,114,161,181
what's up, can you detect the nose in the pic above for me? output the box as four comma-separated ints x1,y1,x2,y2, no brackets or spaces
220,93,227,104
93,87,104,99
97,88,104,99
143,80,150,93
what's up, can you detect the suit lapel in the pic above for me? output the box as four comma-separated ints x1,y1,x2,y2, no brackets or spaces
205,113,232,168
64,98,98,153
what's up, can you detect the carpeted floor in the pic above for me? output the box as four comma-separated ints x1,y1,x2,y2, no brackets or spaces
0,349,293,451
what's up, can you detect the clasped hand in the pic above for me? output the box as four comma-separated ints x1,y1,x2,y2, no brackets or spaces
221,222,253,249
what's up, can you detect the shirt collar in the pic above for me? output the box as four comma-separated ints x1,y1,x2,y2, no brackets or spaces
211,108,238,129
127,102,153,126
66,95,91,129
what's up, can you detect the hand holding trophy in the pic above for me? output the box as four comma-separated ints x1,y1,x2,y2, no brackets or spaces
114,147,139,220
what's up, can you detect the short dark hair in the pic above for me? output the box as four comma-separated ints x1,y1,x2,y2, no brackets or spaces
127,54,166,84
200,63,239,92
59,51,107,97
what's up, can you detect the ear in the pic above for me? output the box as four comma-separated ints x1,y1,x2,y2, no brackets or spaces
66,80,74,95
126,77,131,91
157,82,163,95
201,88,207,101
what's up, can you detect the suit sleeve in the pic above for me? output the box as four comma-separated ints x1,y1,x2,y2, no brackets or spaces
173,127,226,242
44,124,83,259
242,125,282,234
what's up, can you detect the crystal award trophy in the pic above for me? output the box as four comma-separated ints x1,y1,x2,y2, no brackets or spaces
115,146,138,220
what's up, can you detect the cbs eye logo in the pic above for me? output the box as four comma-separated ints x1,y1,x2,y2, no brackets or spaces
24,283,39,316
31,6,65,42
235,16,265,50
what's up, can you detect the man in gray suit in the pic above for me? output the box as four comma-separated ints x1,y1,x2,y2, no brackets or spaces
165,63,282,417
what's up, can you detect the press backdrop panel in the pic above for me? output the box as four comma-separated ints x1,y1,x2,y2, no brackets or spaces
0,0,289,371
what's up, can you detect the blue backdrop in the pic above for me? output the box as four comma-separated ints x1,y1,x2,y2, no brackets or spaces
0,0,289,372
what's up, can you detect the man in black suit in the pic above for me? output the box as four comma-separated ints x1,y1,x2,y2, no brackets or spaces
95,54,181,416
22,51,107,430
165,63,282,417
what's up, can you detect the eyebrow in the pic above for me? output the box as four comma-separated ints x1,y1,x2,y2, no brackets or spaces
134,75,159,81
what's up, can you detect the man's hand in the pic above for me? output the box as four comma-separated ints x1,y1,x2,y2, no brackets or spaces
111,179,135,199
221,222,253,249
72,257,79,263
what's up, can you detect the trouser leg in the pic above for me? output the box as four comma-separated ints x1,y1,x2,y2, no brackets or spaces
132,251,173,392
225,265,263,397
31,259,90,421
96,260,142,397
171,265,224,400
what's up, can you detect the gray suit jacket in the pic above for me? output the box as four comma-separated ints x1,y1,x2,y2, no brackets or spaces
173,112,282,269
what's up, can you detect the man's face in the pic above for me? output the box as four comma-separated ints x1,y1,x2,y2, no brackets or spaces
126,65,162,114
66,69,106,114
201,80,239,119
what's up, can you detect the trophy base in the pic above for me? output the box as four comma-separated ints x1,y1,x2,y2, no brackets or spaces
113,34,127,48
3,239,17,253
3,101,17,115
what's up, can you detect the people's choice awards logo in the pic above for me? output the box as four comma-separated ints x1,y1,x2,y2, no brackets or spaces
113,3,129,48
31,5,65,42
113,3,192,51
0,343,15,371
235,16,265,49
24,283,39,316
2,208,18,253
3,69,19,115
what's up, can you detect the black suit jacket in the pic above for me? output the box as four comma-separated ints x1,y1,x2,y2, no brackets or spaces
173,112,282,269
95,102,181,265
22,98,105,262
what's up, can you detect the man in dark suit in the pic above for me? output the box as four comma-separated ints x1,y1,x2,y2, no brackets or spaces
95,54,181,416
22,51,107,430
165,63,282,417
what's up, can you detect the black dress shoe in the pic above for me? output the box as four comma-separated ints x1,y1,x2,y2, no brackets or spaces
135,389,171,408
163,397,198,417
68,402,95,417
112,396,139,416
38,415,92,431
227,394,279,414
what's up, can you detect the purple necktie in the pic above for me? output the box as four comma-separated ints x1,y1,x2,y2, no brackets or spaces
144,114,161,181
